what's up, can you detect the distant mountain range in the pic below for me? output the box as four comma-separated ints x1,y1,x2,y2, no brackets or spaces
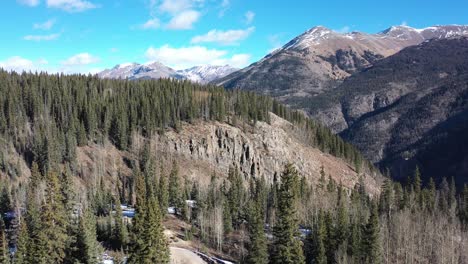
214,25,468,107
98,62,237,84
212,24,468,185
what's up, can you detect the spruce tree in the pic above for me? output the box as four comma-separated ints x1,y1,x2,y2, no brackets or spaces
144,197,170,263
41,170,69,263
158,167,169,215
362,202,381,264
75,208,100,264
168,161,183,214
310,210,327,264
245,184,268,264
129,170,147,264
271,164,305,264
14,220,29,264
413,166,422,208
113,195,128,250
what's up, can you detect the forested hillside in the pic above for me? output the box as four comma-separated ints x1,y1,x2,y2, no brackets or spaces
0,70,466,263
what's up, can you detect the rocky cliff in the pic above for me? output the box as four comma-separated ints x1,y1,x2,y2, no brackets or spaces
75,113,382,195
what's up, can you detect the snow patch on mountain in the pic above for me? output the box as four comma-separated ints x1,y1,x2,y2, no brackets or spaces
99,63,238,84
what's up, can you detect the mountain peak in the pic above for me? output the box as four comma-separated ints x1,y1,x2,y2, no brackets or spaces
381,25,417,33
99,63,238,84
283,25,336,50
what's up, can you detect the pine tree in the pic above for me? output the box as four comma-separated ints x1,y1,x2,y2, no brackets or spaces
168,161,183,214
413,166,422,208
347,219,361,261
227,166,245,228
362,202,381,264
145,197,170,263
129,171,170,264
14,220,29,264
318,165,326,190
427,177,436,212
309,210,327,264
75,208,100,264
129,169,147,264
113,195,128,250
158,167,169,215
245,184,268,264
271,164,305,264
41,170,69,263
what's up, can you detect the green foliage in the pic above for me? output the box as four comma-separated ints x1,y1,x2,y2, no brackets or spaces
75,208,100,264
361,202,381,264
129,169,170,264
112,195,128,250
271,164,305,264
14,220,29,264
245,180,269,264
40,170,69,263
168,161,184,214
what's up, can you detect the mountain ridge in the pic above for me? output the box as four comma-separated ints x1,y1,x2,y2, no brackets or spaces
214,25,468,106
98,62,238,84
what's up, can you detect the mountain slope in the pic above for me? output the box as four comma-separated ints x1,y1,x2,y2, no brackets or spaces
99,63,237,84
310,38,468,184
215,25,468,111
98,61,184,80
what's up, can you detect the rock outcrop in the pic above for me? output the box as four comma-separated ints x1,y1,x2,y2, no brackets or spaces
75,114,382,195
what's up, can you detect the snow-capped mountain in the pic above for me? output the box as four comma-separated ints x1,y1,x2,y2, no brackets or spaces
177,65,238,84
98,61,184,80
216,25,468,92
98,63,238,84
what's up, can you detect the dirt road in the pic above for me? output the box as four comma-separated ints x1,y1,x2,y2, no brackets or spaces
170,247,207,264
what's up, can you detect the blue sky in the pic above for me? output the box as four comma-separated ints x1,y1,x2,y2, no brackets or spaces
1,0,467,73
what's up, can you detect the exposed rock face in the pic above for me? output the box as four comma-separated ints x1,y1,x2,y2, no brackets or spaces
149,114,381,194
76,114,381,194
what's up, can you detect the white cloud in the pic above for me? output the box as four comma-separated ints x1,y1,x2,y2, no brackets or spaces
191,27,255,45
141,18,161,29
46,0,97,12
166,10,201,30
218,0,229,17
110,47,119,53
244,11,255,25
23,33,60,41
17,0,40,7
401,21,408,26
0,56,49,72
159,0,191,14
145,45,250,69
61,53,100,66
33,19,56,30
